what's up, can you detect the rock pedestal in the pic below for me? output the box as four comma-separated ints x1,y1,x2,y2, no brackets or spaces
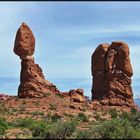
14,23,59,98
91,41,136,108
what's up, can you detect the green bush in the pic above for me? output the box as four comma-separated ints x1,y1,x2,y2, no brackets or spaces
0,125,6,136
130,108,137,115
44,112,52,122
0,117,8,135
78,113,88,122
14,118,35,128
130,111,140,129
49,104,57,110
64,113,74,118
30,120,47,138
120,111,130,120
120,110,140,129
51,114,61,122
56,94,64,99
109,108,118,118
95,113,102,121
11,118,48,138
31,111,44,116
45,120,77,139
0,105,10,115
94,118,140,139
75,129,93,139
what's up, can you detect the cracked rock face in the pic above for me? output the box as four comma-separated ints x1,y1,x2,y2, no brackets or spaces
14,23,59,98
91,41,136,108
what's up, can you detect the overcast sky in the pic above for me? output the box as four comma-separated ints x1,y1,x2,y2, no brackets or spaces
0,2,140,98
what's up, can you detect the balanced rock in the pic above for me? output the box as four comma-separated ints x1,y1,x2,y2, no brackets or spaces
14,23,59,98
91,41,137,109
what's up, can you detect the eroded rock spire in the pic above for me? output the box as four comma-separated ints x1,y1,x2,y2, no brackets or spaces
14,23,59,98
91,41,137,109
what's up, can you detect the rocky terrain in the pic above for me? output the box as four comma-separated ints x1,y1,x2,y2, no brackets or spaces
0,23,139,139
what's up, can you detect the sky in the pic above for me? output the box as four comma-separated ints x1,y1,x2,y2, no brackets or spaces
0,2,140,99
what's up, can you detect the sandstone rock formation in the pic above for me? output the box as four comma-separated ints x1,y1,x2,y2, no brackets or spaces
61,88,86,103
69,89,86,103
14,23,59,98
91,43,110,99
91,41,136,108
0,94,9,101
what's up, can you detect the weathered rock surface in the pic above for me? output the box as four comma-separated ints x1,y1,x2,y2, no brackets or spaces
14,23,35,57
0,94,9,101
14,23,59,98
69,89,86,103
91,41,137,109
91,43,110,99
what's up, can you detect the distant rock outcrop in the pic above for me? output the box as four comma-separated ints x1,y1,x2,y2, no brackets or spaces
0,94,9,101
91,41,137,109
14,23,59,98
69,89,86,103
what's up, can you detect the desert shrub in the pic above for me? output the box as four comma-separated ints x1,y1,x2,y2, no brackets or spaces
31,111,44,116
11,108,18,113
49,104,57,110
43,92,51,97
78,113,88,122
0,117,8,135
119,110,140,129
30,120,47,138
0,125,6,136
43,112,52,122
120,111,130,120
93,118,140,139
64,113,75,119
0,105,10,115
45,120,77,139
75,129,93,139
13,118,35,128
109,108,118,118
19,106,26,113
12,118,48,138
33,101,39,106
51,114,61,122
130,108,137,115
130,111,140,129
88,110,140,139
131,130,140,138
56,94,64,99
80,107,86,112
95,113,102,121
